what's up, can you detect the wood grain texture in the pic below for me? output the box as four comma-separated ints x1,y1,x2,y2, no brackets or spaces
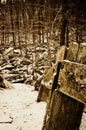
58,60,86,104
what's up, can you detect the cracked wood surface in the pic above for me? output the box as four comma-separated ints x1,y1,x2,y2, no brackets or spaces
58,60,86,104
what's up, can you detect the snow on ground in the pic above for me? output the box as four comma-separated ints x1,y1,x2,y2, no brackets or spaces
0,83,86,130
0,83,46,130
80,107,86,130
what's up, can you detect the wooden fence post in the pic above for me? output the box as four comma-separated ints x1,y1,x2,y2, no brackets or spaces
42,42,86,130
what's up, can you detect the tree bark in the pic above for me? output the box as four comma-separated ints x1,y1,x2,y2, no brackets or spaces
60,18,68,46
9,0,15,46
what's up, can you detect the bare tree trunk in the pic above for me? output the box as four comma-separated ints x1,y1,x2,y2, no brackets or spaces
60,18,68,46
65,25,69,47
1,26,5,45
47,29,52,67
9,1,15,46
14,1,23,55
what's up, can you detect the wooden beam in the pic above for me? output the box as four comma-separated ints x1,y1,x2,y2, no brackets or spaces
58,60,86,104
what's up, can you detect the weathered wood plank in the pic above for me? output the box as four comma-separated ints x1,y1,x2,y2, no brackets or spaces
42,90,84,130
37,45,66,102
67,42,86,64
55,45,67,63
58,60,86,104
37,66,55,102
66,42,79,62
77,43,86,64
42,43,86,130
